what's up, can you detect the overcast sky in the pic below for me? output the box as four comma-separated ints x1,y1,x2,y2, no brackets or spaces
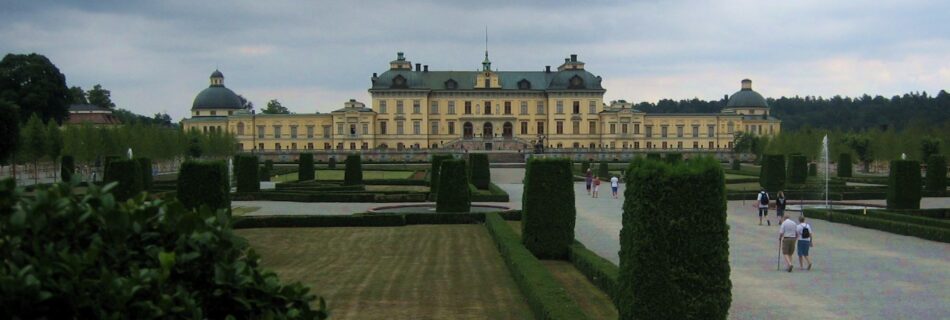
1,0,948,121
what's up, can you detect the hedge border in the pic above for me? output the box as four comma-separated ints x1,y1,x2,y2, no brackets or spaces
232,210,521,229
568,241,619,304
470,182,511,202
804,209,949,243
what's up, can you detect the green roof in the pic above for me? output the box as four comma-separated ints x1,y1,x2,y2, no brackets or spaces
370,69,604,91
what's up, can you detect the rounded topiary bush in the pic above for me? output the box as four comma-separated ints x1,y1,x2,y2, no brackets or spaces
234,154,259,192
759,154,786,192
619,156,730,320
328,156,337,169
887,160,921,209
808,163,818,177
598,161,609,178
522,158,576,259
468,153,491,190
429,154,454,201
787,154,807,184
926,155,947,193
343,154,363,186
136,158,153,190
298,153,314,181
61,155,74,182
731,159,741,171
177,160,230,212
103,159,143,201
838,153,853,178
436,159,470,212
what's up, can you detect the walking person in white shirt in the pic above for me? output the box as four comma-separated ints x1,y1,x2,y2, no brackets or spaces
796,216,814,270
610,175,620,199
779,215,798,272
756,189,770,226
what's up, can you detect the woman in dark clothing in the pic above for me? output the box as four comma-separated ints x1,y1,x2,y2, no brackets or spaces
776,191,787,222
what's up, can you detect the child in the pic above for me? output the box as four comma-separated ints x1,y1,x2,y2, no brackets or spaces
592,175,601,198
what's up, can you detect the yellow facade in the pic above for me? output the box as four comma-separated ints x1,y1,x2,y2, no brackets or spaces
182,53,780,152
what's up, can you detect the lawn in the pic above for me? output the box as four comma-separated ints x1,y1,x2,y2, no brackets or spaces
272,170,414,182
726,182,762,191
237,225,533,319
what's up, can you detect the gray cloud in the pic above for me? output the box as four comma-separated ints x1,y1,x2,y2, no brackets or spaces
0,0,947,121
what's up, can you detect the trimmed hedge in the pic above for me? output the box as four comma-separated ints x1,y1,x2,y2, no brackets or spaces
926,155,947,193
259,161,272,182
470,182,511,202
665,153,682,164
234,155,260,192
328,156,337,169
569,241,619,303
61,155,74,182
804,209,949,243
177,160,230,211
759,154,786,191
103,159,143,201
646,153,661,161
469,153,491,189
136,157,153,190
833,209,950,229
730,159,741,171
231,191,426,203
234,214,406,228
598,161,609,178
619,157,730,320
429,154,454,201
788,154,807,184
522,158,575,259
298,153,315,181
484,213,589,320
808,163,818,177
436,159,471,212
343,154,363,186
838,153,853,177
581,160,591,175
887,160,921,210
886,208,949,220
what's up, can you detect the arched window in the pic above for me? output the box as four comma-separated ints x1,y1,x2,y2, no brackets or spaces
378,143,389,150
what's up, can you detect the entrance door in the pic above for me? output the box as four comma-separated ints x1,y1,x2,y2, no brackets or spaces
463,122,474,139
483,122,493,139
502,122,513,138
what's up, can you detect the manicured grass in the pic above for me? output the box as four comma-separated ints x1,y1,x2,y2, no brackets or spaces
272,170,414,182
725,173,756,180
363,185,429,193
237,225,533,319
231,206,260,217
726,182,762,191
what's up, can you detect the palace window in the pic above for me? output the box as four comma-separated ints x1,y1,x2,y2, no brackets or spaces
291,143,297,150
661,125,668,138
430,121,439,134
622,123,628,134
337,124,344,135
306,125,314,138
413,121,420,135
504,101,511,115
259,143,265,150
572,121,579,134
677,125,683,138
677,141,683,149
237,122,245,135
537,121,545,134
536,101,545,114
430,101,439,114
572,101,580,114
362,123,369,135
521,121,528,134
273,126,282,139
610,123,616,134
693,141,699,149
379,122,387,135
448,121,455,134
350,142,356,150
349,124,357,137
445,79,458,89
634,123,640,134
464,101,472,114
485,101,492,115
556,121,564,134
396,100,404,114
257,125,265,139
588,101,597,114
645,125,653,138
589,121,596,134
556,100,564,114
447,101,456,114
517,79,531,90
379,100,387,114
413,100,421,114
520,101,528,115
396,121,404,135
692,125,699,138
307,142,314,150
323,125,331,138
634,142,640,149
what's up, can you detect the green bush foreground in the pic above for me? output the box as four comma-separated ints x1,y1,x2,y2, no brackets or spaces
0,179,326,319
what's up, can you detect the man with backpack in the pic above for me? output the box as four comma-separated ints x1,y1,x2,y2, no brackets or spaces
797,216,814,270
756,189,770,225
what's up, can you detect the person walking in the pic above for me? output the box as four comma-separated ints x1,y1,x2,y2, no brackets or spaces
585,169,593,195
610,175,620,199
757,189,770,226
775,191,787,224
592,175,601,198
779,215,798,272
796,216,814,270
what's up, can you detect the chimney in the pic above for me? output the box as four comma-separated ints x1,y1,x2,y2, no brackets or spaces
564,58,570,63
372,72,377,78
349,98,356,102
545,66,551,73
570,54,577,62
423,65,428,72
741,79,752,90
415,63,421,71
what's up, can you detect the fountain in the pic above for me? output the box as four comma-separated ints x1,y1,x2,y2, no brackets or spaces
786,135,884,212
127,148,133,159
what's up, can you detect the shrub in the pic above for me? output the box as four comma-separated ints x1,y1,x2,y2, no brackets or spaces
436,159,471,212
887,160,921,210
808,163,817,177
730,159,741,171
646,153,661,161
234,214,406,228
429,154,454,200
581,159,591,175
619,157,731,320
468,153,491,189
598,161,609,178
103,159,143,201
788,154,807,184
759,154,786,191
297,153,315,181
569,241,619,303
259,159,273,182
234,155,260,192
926,155,947,193
805,209,949,243
60,155,74,182
470,182,511,202
177,160,230,212
0,180,326,319
522,158,575,259
665,153,682,164
343,154,363,186
484,213,589,320
838,153,853,177
328,156,337,169
137,157,153,190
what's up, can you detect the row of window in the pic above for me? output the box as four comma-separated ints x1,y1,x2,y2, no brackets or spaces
377,99,599,115
553,141,735,150
235,123,371,138
237,141,738,152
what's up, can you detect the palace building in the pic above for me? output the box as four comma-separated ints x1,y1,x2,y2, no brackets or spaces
182,52,780,152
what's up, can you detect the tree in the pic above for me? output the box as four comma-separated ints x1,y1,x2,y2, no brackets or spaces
920,136,941,161
46,120,63,180
262,99,289,114
0,53,71,123
152,112,172,126
187,131,203,159
845,133,873,172
86,84,116,109
0,100,19,167
20,114,47,184
68,86,88,104
732,131,753,156
238,94,254,111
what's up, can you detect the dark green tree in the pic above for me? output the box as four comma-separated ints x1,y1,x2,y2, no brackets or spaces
920,137,941,161
845,133,873,172
0,53,70,123
0,100,19,168
343,154,363,186
428,154,454,201
522,158,575,259
925,155,947,194
838,153,853,178
262,99,289,114
68,86,88,104
186,131,203,159
759,154,786,191
46,120,63,180
298,153,314,181
435,159,471,212
20,114,47,184
86,84,116,109
887,160,921,209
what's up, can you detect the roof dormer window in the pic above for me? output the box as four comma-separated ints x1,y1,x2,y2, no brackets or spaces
518,79,531,90
568,75,585,89
445,79,458,90
391,75,407,89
